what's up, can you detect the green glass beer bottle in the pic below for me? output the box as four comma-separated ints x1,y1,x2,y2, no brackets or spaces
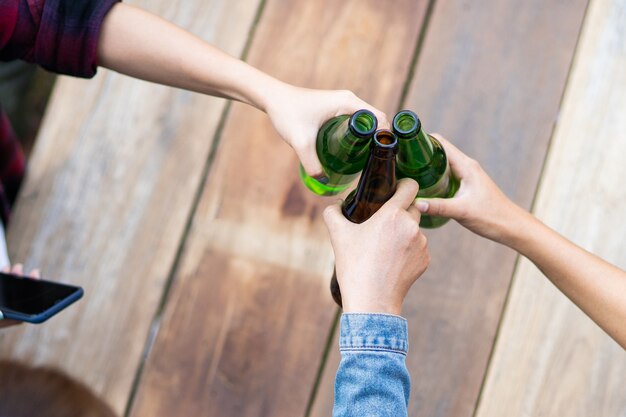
299,109,378,196
392,110,459,228
330,129,399,307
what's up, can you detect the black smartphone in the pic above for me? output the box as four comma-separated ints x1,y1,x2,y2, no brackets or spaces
0,272,83,324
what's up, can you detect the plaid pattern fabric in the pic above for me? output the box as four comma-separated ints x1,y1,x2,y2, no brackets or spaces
0,110,24,225
0,0,118,225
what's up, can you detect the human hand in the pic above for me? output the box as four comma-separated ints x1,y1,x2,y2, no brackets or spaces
323,179,430,315
265,85,389,178
415,134,532,245
0,264,41,329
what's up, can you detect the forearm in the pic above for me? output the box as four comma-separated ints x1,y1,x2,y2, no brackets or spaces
334,314,410,417
97,3,285,111
503,211,626,348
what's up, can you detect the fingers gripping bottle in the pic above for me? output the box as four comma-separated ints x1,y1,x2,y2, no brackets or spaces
299,109,378,196
330,129,399,307
392,110,459,228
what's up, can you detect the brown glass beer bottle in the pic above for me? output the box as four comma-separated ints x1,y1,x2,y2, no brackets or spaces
330,129,399,307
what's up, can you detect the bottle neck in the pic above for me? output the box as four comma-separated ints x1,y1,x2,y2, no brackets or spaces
345,128,371,146
397,128,435,170
335,127,370,159
340,109,377,153
343,134,398,223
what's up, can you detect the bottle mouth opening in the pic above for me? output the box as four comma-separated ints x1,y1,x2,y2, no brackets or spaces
393,110,421,136
350,109,378,137
373,129,398,148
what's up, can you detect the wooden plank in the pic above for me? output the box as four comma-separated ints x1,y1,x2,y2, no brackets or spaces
475,0,626,415
310,1,589,416
0,0,260,414
127,1,428,416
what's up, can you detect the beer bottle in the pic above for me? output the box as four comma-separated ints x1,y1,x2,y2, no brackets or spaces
330,129,399,307
392,110,459,228
300,109,377,196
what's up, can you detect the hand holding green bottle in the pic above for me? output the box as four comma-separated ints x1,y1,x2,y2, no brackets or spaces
299,109,379,196
265,87,388,180
414,134,526,243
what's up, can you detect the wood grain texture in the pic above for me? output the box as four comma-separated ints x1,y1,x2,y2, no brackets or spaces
475,0,626,415
0,0,260,414
310,1,589,416
127,1,427,416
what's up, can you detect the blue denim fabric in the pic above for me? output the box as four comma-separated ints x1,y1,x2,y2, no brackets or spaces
333,313,410,417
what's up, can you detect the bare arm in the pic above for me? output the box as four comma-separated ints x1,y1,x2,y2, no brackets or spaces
98,4,276,110
416,135,626,349
97,3,388,177
505,212,626,348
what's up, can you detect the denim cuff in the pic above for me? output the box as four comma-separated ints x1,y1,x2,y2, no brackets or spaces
339,313,409,355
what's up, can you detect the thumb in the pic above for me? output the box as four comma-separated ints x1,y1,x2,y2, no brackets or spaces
415,197,461,219
336,92,389,131
297,140,324,179
323,200,347,231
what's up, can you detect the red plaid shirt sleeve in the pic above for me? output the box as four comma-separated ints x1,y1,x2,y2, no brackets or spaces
0,111,24,225
0,0,119,225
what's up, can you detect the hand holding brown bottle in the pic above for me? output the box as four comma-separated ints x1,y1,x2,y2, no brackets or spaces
323,179,430,315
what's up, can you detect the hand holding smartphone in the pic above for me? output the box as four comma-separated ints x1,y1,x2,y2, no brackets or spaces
0,272,83,324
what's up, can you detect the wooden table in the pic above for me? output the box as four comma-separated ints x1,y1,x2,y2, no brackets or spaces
2,0,625,416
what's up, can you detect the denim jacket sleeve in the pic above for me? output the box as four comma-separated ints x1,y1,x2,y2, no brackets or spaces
333,313,410,417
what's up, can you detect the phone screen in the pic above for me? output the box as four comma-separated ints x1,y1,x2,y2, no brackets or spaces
0,273,81,316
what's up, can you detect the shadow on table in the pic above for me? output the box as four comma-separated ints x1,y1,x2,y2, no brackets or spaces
0,360,117,417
